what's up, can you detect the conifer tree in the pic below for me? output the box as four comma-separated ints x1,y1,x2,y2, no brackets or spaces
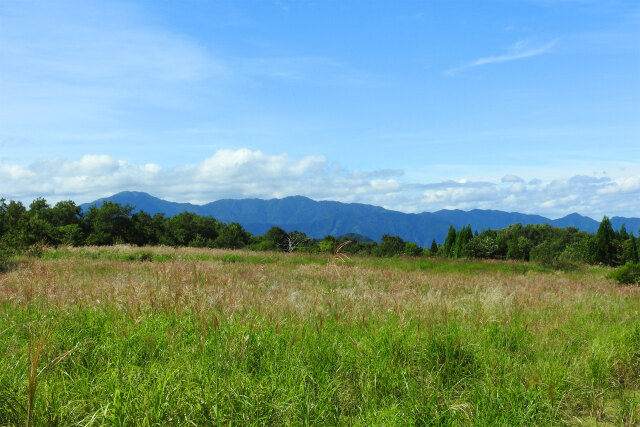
443,225,456,257
629,232,639,264
595,216,616,265
453,225,473,258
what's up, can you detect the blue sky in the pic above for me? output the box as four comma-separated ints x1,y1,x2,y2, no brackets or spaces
1,0,639,219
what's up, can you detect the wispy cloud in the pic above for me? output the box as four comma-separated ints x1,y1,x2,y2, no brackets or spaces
0,0,226,141
444,39,557,75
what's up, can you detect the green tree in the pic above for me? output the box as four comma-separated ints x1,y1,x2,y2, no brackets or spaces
130,211,156,246
443,226,456,258
214,222,250,249
262,226,289,251
27,198,56,245
618,224,629,240
404,242,423,256
318,235,338,253
375,234,406,257
0,201,29,252
466,235,498,259
562,234,597,264
151,213,169,245
29,198,53,222
621,232,639,264
165,212,217,247
595,216,616,265
50,200,84,245
0,199,6,238
453,225,473,258
84,202,134,245
50,200,82,227
430,239,438,254
529,241,555,266
507,235,533,261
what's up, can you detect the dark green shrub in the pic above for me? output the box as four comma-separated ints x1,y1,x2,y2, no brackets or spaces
26,241,46,258
137,252,153,262
0,257,10,273
608,262,640,285
222,254,242,263
466,235,498,259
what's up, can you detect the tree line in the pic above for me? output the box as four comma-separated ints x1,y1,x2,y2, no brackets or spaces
440,218,639,267
0,198,638,268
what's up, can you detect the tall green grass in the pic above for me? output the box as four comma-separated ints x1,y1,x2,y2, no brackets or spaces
0,246,638,425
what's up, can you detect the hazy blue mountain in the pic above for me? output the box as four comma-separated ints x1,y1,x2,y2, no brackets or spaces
610,217,640,235
82,191,204,216
432,209,550,230
548,213,600,233
82,191,639,246
340,233,376,243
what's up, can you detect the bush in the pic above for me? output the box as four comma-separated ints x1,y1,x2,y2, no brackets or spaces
546,249,581,271
222,254,242,263
137,252,154,262
403,242,423,257
0,250,16,273
608,262,640,285
26,241,46,258
248,240,279,252
529,241,555,267
466,235,498,259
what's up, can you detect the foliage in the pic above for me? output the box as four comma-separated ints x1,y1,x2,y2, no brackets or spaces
0,197,638,270
453,225,473,258
466,235,499,259
374,234,406,257
621,232,639,265
608,262,640,285
442,225,456,257
595,216,616,265
403,241,423,256
1,247,639,425
0,252,12,273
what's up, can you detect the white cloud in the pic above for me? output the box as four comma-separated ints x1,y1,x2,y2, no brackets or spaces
501,174,525,183
417,171,640,218
598,177,640,194
1,149,639,219
445,39,557,75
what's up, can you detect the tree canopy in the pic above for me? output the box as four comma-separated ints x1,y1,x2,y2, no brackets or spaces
0,198,638,267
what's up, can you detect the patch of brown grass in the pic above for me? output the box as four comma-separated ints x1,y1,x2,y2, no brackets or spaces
0,247,629,331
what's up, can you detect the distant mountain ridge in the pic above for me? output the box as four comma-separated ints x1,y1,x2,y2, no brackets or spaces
81,191,640,247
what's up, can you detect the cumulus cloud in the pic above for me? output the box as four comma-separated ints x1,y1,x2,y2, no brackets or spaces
418,172,640,218
1,149,639,219
0,150,409,207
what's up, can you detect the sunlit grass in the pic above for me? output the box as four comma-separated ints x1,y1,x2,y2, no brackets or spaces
1,246,639,425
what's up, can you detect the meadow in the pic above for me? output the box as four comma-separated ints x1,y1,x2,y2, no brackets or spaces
1,246,640,425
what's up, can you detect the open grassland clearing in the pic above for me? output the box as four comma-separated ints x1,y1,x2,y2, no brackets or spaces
2,246,640,425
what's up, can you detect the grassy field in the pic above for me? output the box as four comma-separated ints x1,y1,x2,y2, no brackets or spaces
1,246,640,425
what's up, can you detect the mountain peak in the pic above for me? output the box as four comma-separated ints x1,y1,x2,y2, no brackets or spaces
81,192,635,245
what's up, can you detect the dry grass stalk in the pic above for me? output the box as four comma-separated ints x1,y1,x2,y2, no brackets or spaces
333,240,352,262
27,323,54,426
0,246,621,332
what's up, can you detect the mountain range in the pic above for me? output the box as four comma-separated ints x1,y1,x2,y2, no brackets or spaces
82,191,640,246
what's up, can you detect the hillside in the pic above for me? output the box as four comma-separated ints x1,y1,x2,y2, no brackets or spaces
82,191,639,246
